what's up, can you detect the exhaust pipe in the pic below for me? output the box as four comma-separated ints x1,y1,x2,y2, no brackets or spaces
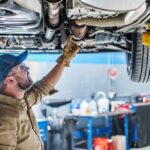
46,0,62,27
75,2,146,28
60,23,87,49
71,22,87,40
45,0,63,40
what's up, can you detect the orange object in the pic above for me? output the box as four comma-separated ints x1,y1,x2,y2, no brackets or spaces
93,138,108,150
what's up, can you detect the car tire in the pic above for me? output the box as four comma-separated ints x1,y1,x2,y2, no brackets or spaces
126,32,150,82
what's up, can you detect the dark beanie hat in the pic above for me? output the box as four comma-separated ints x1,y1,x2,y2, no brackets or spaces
0,50,28,83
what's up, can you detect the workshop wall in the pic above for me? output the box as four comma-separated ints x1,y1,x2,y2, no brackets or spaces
25,52,150,118
26,52,150,99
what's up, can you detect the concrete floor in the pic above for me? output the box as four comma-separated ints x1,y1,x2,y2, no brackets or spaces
74,147,150,150
131,147,150,150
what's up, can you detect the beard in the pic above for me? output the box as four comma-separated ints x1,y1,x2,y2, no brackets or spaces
14,74,33,90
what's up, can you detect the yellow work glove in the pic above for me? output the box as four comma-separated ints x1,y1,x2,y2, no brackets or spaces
57,35,80,67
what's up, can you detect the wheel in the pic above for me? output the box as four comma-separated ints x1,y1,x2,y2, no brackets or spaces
126,32,150,82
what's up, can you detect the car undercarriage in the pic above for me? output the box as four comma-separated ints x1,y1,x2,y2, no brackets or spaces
1,0,150,82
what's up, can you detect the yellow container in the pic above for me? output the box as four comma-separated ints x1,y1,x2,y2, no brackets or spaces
147,23,150,29
142,32,150,47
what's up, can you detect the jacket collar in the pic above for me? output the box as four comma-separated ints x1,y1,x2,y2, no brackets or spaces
0,94,26,111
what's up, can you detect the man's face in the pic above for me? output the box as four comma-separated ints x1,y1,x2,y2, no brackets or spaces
8,63,33,90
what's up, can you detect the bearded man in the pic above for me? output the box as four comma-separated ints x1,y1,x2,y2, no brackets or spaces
0,36,80,150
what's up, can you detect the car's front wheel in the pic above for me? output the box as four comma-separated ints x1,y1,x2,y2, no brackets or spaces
126,32,150,82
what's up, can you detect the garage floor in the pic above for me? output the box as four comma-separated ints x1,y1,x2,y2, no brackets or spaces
131,147,150,150
75,147,150,150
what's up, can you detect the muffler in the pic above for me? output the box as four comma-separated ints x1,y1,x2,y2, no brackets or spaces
75,2,146,28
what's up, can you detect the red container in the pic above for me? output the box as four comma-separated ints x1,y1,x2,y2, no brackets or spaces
93,138,108,150
108,139,114,150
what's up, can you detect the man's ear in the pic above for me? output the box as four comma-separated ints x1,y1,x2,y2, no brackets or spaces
5,76,16,85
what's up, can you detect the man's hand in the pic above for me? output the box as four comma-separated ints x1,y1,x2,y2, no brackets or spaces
57,35,80,67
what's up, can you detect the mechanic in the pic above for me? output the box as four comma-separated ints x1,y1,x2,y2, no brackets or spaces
0,36,80,150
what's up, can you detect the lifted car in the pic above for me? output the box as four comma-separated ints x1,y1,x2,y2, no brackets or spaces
0,0,150,82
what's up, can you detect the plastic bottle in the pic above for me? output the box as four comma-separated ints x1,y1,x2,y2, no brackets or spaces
70,99,81,115
88,99,97,115
95,92,109,113
80,99,89,115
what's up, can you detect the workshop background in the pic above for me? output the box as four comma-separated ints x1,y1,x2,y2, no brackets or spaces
25,52,150,150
